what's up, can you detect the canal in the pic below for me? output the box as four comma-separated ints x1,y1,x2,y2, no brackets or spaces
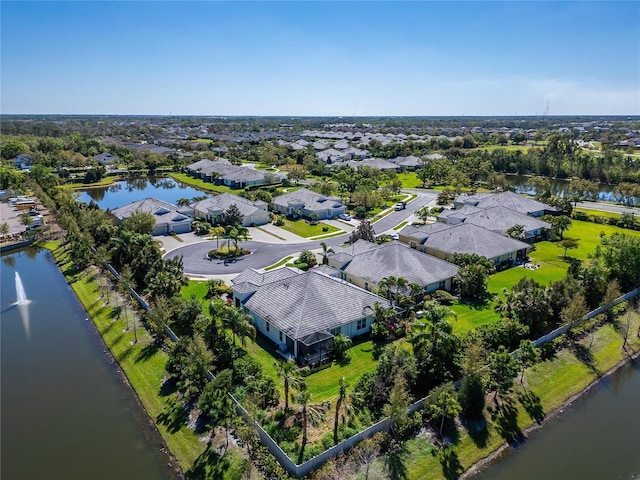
0,247,175,480
474,359,640,480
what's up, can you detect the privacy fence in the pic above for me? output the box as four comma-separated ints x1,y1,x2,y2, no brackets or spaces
107,261,639,478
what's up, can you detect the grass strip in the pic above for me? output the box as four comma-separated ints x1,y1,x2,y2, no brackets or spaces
44,241,248,478
265,255,294,271
393,221,409,231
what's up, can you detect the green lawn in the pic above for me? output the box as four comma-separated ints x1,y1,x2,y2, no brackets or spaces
473,144,535,153
280,218,341,238
181,280,211,312
168,173,237,194
44,242,212,475
392,310,640,480
62,176,120,189
304,340,380,402
451,220,640,335
574,207,622,220
398,172,424,189
265,256,294,271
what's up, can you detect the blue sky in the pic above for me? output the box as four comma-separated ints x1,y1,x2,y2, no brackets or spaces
2,1,638,115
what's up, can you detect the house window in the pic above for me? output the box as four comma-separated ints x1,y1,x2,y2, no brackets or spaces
364,282,369,291
438,280,446,290
357,319,367,330
279,331,283,342
266,322,270,332
330,327,341,336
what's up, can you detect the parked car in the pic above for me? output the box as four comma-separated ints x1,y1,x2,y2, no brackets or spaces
394,202,406,211
338,213,352,221
388,233,399,240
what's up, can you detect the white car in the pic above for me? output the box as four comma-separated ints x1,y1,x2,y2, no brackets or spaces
388,233,399,240
338,213,352,221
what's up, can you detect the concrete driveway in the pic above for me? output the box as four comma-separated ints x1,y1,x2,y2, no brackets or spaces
165,190,438,276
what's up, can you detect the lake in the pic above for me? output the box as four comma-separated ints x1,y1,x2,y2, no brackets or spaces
78,177,208,210
473,359,640,480
0,247,176,480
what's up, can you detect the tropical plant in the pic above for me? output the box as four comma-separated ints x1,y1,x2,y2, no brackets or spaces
208,225,226,249
319,241,334,265
488,345,519,405
275,357,304,412
297,388,328,448
333,377,352,444
424,382,461,437
222,306,256,348
516,339,540,387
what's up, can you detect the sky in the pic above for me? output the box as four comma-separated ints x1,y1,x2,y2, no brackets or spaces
1,1,639,116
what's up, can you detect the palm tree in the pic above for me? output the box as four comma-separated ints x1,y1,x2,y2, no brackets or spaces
209,225,226,249
297,389,328,449
222,307,256,347
275,357,304,412
118,265,137,343
333,377,352,444
319,241,334,265
410,301,457,358
93,245,110,301
415,206,431,224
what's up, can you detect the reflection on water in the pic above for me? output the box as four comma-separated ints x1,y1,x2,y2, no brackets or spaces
1,249,174,480
474,361,640,480
78,176,208,210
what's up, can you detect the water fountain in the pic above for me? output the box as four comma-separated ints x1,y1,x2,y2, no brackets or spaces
15,272,30,305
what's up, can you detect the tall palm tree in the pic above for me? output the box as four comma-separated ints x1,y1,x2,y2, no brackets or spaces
275,357,304,412
209,225,226,249
118,265,137,343
333,377,352,444
319,241,334,265
93,245,110,301
222,307,256,347
297,389,328,448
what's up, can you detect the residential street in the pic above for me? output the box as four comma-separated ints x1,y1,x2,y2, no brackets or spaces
164,191,438,276
576,201,638,216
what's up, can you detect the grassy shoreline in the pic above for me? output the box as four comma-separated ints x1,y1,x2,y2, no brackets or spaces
41,241,248,479
391,310,640,480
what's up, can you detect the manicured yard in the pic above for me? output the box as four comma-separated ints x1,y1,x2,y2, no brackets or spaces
264,255,294,271
398,172,425,189
304,340,381,402
280,218,341,238
574,207,622,220
181,279,211,311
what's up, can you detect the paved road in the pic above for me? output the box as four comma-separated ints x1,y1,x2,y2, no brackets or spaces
166,191,438,275
575,201,638,216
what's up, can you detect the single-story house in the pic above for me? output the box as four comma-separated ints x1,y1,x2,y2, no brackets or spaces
93,152,120,167
110,197,192,235
390,155,423,170
10,154,34,171
399,222,531,266
439,205,550,241
231,268,391,365
343,158,401,171
185,159,268,188
271,188,346,220
190,193,269,226
453,191,557,217
327,239,459,293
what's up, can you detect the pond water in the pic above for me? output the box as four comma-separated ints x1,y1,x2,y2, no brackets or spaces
78,177,208,210
473,360,640,480
1,247,176,480
506,174,638,205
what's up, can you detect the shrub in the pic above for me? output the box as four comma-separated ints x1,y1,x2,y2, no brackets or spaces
458,373,485,420
432,289,456,306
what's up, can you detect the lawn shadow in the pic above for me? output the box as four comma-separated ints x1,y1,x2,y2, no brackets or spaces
185,444,239,480
160,377,178,397
461,416,489,449
136,342,160,363
517,389,545,424
337,356,352,367
491,396,525,446
437,445,463,480
459,297,491,311
157,397,187,434
571,342,599,375
384,440,409,480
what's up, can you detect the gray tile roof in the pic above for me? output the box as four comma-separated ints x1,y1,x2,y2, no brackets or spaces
342,241,459,287
231,266,300,287
191,193,267,218
243,270,391,341
344,158,400,170
455,191,555,215
272,188,344,212
462,206,551,235
111,197,190,224
404,223,531,259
